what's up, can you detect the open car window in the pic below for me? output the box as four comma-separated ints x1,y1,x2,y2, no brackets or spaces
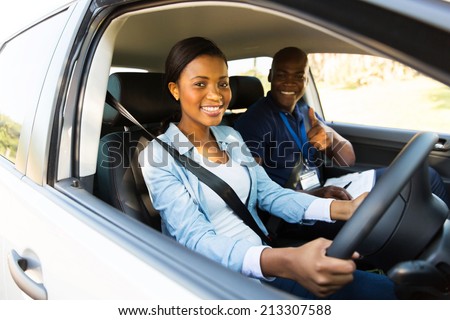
309,53,450,134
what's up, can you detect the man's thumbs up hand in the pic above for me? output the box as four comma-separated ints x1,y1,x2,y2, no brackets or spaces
308,106,319,127
307,107,331,151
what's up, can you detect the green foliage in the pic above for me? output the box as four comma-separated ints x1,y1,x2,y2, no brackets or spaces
0,113,21,161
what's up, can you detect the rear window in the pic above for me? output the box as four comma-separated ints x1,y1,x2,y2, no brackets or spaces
0,9,69,163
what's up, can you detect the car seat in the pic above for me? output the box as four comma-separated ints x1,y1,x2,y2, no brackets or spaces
221,75,264,126
95,73,264,230
95,72,179,230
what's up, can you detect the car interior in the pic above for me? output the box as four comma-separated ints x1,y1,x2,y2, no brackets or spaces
85,2,366,223
58,1,450,298
95,71,265,231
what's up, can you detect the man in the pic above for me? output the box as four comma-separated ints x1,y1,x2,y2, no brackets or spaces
235,47,449,239
235,47,355,200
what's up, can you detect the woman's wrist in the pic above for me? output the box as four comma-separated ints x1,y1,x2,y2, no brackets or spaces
260,247,295,279
330,199,353,221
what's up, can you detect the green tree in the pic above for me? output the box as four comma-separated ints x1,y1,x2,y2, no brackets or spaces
0,114,21,161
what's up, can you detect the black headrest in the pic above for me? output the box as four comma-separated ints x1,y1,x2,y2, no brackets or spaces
103,72,179,127
228,76,264,110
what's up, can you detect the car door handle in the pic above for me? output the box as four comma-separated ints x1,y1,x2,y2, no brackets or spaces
7,250,48,300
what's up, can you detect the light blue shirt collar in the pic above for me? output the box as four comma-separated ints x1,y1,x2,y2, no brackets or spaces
163,123,237,155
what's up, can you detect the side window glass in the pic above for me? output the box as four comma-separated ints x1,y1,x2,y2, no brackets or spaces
0,114,20,162
0,9,68,163
228,57,272,93
309,53,450,134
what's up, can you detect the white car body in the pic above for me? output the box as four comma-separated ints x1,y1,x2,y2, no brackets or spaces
1,0,449,300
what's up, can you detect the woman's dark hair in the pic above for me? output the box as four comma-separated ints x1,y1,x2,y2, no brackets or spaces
159,37,228,133
164,36,228,93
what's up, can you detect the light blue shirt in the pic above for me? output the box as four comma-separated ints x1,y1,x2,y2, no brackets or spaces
140,123,318,273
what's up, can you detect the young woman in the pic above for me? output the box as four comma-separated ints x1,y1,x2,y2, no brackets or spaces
140,37,395,299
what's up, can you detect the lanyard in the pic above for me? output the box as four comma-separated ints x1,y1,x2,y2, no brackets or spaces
279,112,310,162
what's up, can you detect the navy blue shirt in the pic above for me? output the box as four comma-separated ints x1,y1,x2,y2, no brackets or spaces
235,92,320,187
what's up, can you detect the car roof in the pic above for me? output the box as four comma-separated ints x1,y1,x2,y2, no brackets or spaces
104,0,450,85
110,2,368,70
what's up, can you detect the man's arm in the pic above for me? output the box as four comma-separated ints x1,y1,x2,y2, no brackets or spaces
253,154,352,200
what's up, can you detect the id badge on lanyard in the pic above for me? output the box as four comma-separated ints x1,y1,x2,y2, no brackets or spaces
279,111,320,191
298,161,321,191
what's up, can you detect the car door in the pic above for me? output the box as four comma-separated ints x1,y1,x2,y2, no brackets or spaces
0,0,287,300
0,0,186,300
0,0,80,300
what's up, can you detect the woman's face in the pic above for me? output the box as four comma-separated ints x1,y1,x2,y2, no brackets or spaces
169,54,231,131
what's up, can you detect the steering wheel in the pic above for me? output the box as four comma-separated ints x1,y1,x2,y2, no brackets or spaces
327,131,439,259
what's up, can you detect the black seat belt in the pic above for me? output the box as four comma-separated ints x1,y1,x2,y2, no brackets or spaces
105,92,273,245
130,135,160,218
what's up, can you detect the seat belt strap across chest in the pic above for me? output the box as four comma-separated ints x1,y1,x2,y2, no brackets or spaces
105,92,273,245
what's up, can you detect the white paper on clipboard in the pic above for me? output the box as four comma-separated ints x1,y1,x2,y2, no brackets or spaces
323,169,375,198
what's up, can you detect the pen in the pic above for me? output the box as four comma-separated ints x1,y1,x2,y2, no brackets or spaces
343,181,352,189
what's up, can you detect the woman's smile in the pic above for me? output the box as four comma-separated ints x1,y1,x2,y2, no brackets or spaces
200,105,224,117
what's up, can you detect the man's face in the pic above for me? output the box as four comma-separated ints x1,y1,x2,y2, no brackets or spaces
269,54,308,113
